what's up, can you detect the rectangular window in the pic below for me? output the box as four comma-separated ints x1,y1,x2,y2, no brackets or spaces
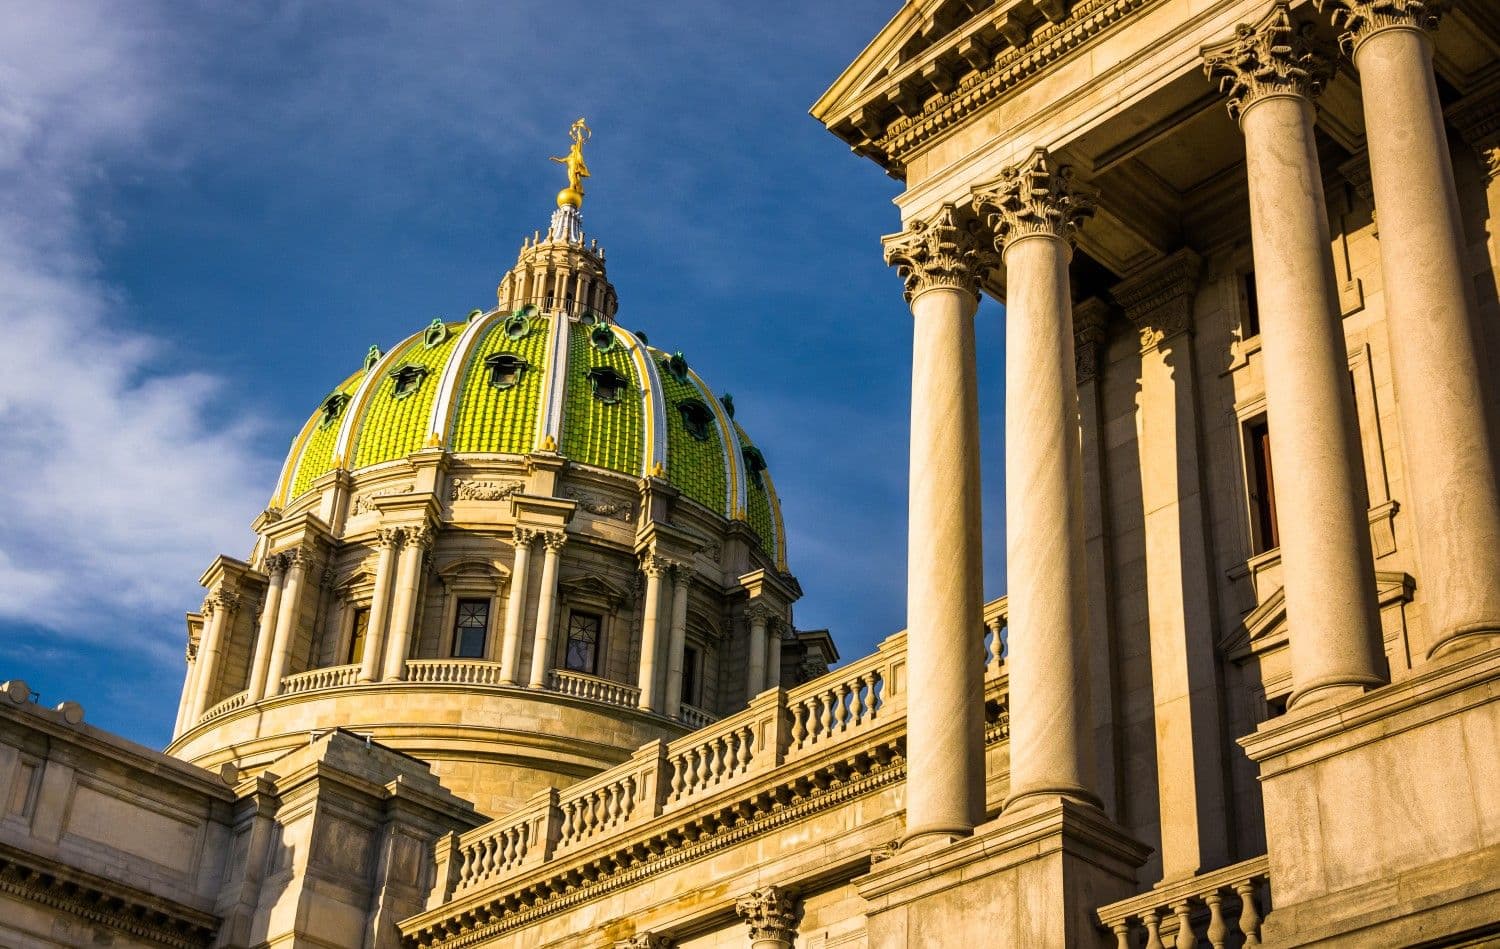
1243,271,1261,338
1246,416,1280,554
453,598,490,659
347,607,371,664
682,644,700,707
565,612,602,674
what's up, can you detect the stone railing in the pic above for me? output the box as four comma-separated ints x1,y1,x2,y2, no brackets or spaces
984,597,1009,681
546,669,640,708
1095,854,1271,948
434,612,1015,905
678,702,717,729
278,664,361,696
405,659,509,686
200,691,248,724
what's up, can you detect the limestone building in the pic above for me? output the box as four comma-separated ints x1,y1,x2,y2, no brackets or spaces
2,0,1500,945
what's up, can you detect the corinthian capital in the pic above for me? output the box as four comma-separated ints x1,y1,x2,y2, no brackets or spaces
641,554,672,578
970,148,1094,251
376,526,405,550
404,523,436,551
263,552,291,577
1203,4,1336,122
1313,0,1448,56
881,204,996,304
735,886,801,945
538,530,569,553
1111,248,1203,352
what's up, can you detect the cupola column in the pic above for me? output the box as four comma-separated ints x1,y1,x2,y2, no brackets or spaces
1205,5,1387,708
499,529,537,686
527,531,569,689
974,149,1102,815
663,567,691,718
1315,0,1500,656
745,603,771,699
766,620,783,691
636,555,671,713
382,524,433,680
246,553,288,702
264,547,311,697
881,204,989,846
357,528,403,684
186,589,239,727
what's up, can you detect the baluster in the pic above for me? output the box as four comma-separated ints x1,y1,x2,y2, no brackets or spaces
1110,921,1130,949
821,689,837,737
839,682,855,730
791,700,810,745
479,838,495,878
737,726,754,773
1171,900,1194,949
1143,907,1165,949
695,743,712,788
670,754,687,799
1235,880,1262,947
1204,890,1228,949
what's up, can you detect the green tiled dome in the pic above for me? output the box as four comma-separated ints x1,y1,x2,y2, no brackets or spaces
272,309,787,566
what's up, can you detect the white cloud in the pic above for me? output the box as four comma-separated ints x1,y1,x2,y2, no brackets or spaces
0,3,274,655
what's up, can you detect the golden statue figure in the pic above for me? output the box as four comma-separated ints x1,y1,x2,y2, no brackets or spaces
551,117,591,208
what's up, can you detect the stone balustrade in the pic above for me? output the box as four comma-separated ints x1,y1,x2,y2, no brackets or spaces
678,702,717,729
1095,854,1271,948
199,690,249,723
547,668,641,708
406,659,508,685
278,663,361,695
784,639,906,762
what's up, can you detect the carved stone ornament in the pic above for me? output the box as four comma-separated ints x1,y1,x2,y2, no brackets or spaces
613,936,672,949
563,487,633,521
513,526,540,547
450,478,524,502
1072,297,1110,385
971,148,1095,250
880,204,997,304
350,485,410,515
1202,4,1336,122
744,601,776,626
1111,248,1203,352
539,530,569,553
1312,0,1449,56
1448,85,1500,184
734,885,801,945
376,526,405,549
205,588,242,617
404,523,436,551
263,552,291,576
641,554,673,578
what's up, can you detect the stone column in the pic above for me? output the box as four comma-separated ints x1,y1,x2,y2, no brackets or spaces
1317,0,1500,656
527,531,569,689
636,555,670,712
246,553,288,702
188,590,240,723
745,603,770,700
264,548,311,696
734,886,801,949
382,524,433,681
881,204,991,845
766,620,783,691
1205,4,1388,708
499,528,537,686
663,566,691,717
972,148,1099,811
1072,298,1120,820
1112,249,1230,877
358,528,403,684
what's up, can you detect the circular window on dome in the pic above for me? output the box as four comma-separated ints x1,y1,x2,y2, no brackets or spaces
578,311,599,327
589,323,615,353
677,399,714,442
485,353,529,390
587,366,628,405
504,313,530,340
423,318,449,348
467,308,485,322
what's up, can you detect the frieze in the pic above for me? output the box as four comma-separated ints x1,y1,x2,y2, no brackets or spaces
563,487,634,521
450,479,524,502
350,485,410,516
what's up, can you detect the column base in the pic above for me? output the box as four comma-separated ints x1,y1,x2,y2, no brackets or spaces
1241,646,1500,946
858,799,1149,949
1427,623,1500,662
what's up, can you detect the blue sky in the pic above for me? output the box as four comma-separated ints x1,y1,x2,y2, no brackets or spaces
0,2,1009,748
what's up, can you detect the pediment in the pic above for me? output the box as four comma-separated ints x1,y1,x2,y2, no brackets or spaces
435,555,510,585
559,573,631,608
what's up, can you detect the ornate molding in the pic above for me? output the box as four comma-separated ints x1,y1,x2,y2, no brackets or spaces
563,487,634,521
377,526,405,550
1073,297,1111,385
1111,248,1203,351
450,478,524,502
735,885,802,946
641,554,673,579
351,485,410,515
881,204,996,304
1313,0,1449,57
1202,4,1336,122
971,148,1094,251
539,530,569,553
404,524,436,551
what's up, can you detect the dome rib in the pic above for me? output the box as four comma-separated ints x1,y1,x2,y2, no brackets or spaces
535,311,572,450
427,310,500,446
274,368,363,507
686,365,741,520
333,336,418,470
618,325,667,476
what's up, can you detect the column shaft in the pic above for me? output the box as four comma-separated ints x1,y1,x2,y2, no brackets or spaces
636,558,668,711
1354,24,1500,653
358,535,400,683
188,598,232,723
499,531,535,686
1002,234,1096,808
746,609,769,700
663,572,690,717
527,535,567,689
766,624,782,691
381,532,428,681
246,562,286,701
264,553,308,696
1242,94,1386,705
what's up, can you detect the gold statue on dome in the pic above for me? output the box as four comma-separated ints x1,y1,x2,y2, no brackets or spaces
551,117,591,208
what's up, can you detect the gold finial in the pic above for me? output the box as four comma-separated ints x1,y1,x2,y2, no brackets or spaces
551,118,592,208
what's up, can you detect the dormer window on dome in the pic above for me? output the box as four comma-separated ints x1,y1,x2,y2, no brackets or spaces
743,445,768,489
389,363,429,399
678,399,714,441
318,392,351,429
485,353,528,390
587,366,628,404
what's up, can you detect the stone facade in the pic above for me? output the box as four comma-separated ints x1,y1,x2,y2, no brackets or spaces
4,0,1500,945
